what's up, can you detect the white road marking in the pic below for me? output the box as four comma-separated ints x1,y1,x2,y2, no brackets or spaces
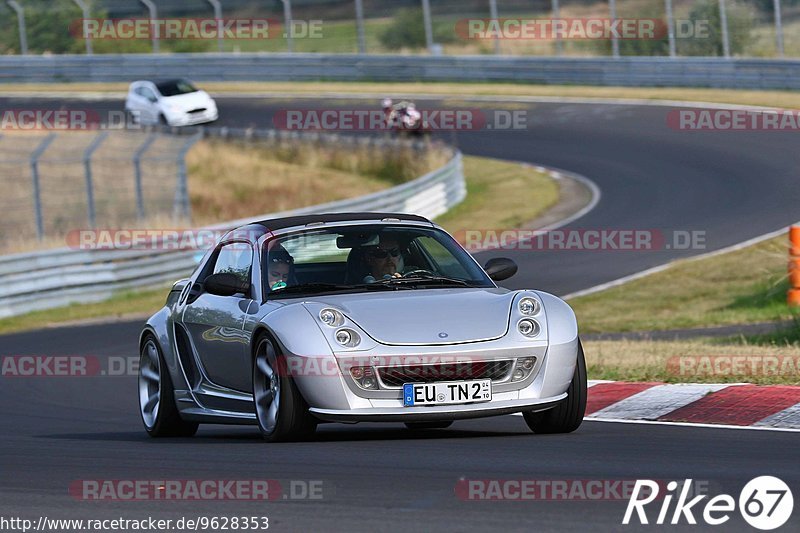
588,383,730,420
753,402,800,429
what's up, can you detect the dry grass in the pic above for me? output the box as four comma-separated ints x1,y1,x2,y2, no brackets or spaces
437,156,558,242
0,133,445,254
584,338,800,385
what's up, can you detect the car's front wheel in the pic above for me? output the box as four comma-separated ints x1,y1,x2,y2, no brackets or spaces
523,340,587,434
138,335,199,437
253,335,317,442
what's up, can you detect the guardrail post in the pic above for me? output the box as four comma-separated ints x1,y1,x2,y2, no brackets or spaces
421,0,434,53
83,131,108,228
718,0,730,58
138,0,159,53
789,226,800,306
71,0,92,55
488,0,500,54
664,0,676,57
774,0,784,58
281,0,294,52
354,0,366,54
29,133,56,240
609,0,619,58
6,1,28,55
206,0,224,53
552,0,562,56
133,133,157,220
173,131,203,221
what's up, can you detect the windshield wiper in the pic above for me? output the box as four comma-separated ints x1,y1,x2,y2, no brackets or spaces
269,283,359,297
268,282,407,298
375,274,476,287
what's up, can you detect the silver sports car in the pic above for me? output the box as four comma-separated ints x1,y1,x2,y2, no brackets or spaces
138,213,587,441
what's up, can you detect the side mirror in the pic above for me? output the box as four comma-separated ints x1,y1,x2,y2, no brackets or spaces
483,257,518,282
204,272,250,297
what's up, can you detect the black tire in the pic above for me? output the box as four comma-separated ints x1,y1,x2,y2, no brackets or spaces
404,421,453,430
158,114,169,127
253,335,318,443
138,335,199,438
523,340,587,434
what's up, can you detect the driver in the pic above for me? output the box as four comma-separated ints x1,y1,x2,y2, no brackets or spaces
362,237,405,283
265,245,294,291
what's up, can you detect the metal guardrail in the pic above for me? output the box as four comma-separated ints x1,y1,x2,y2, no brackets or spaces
3,53,800,90
0,140,465,319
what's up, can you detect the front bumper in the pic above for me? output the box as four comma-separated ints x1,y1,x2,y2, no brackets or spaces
169,109,218,126
308,393,566,423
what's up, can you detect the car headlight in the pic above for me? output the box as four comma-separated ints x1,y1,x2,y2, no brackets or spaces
319,308,344,327
335,328,360,348
518,297,540,316
350,366,377,389
517,319,541,338
512,357,537,381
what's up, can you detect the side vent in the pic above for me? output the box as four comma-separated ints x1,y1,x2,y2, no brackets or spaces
174,324,201,389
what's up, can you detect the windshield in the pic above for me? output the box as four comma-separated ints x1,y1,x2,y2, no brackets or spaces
155,79,199,97
263,224,493,299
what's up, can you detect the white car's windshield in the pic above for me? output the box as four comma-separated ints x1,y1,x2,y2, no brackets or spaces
263,225,493,297
155,79,199,97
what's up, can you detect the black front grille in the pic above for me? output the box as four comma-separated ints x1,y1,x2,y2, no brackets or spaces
378,360,513,388
187,108,207,114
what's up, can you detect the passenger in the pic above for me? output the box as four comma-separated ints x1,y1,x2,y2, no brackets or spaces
266,245,294,291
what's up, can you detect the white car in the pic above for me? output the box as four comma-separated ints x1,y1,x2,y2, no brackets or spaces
125,79,218,127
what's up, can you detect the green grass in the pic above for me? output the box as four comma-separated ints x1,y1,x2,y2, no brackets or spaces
0,287,168,336
436,156,559,242
571,235,798,334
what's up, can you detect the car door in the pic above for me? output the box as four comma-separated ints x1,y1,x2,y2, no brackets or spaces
133,85,159,124
181,241,256,392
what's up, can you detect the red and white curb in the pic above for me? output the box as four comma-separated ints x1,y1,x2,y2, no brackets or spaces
583,380,800,431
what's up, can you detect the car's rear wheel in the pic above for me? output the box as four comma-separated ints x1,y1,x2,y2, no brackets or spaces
138,335,199,437
404,421,453,430
523,340,587,434
253,335,317,442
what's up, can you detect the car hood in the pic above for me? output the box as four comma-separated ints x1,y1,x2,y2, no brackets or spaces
309,288,515,345
162,91,213,110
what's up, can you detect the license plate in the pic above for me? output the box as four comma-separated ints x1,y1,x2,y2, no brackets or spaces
403,380,492,407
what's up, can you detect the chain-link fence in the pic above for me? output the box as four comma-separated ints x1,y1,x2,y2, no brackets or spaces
0,0,795,58
0,130,200,250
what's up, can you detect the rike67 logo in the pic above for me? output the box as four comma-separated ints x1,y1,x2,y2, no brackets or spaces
623,476,793,530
